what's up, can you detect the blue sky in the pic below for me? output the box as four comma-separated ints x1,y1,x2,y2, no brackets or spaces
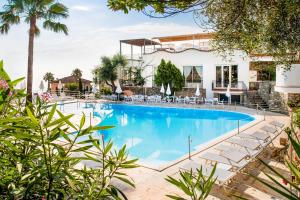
0,0,201,90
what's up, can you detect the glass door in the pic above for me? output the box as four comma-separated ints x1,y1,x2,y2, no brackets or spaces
215,65,238,88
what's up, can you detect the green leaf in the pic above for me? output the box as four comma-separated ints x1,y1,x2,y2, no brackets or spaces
114,176,135,188
26,107,39,125
46,104,57,125
71,145,93,152
80,114,85,129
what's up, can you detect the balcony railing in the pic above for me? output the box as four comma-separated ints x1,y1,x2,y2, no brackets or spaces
212,81,246,90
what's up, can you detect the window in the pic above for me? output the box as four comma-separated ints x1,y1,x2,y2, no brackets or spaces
183,66,203,87
215,65,239,88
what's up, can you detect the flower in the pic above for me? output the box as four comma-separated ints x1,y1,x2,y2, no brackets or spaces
0,79,9,90
282,179,288,185
40,93,52,103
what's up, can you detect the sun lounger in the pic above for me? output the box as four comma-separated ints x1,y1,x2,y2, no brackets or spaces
226,137,261,150
270,121,285,128
261,125,277,134
221,149,248,163
237,131,270,142
180,161,235,185
199,152,248,169
215,144,259,157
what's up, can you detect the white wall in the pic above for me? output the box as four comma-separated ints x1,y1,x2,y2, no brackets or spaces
275,64,300,93
142,49,250,98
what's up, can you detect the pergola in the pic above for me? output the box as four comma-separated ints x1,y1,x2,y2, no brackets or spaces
119,38,161,58
153,32,215,42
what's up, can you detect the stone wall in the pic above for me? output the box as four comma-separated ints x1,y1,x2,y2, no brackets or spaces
257,81,288,113
122,86,206,97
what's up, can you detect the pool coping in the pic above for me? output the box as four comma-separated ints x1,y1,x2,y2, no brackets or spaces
61,101,264,171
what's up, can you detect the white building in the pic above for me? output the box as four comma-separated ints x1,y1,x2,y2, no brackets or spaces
119,33,300,106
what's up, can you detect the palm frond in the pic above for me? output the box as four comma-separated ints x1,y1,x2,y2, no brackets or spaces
43,20,68,35
46,3,69,19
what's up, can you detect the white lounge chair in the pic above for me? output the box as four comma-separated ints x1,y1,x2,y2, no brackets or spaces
270,121,285,128
226,137,261,150
180,161,235,185
261,125,277,134
200,152,248,169
237,131,270,142
215,144,259,157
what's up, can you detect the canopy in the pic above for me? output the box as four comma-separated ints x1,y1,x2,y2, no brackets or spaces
160,84,165,94
195,84,200,96
166,84,171,96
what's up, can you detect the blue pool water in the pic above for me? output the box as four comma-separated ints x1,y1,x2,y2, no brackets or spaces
81,104,254,167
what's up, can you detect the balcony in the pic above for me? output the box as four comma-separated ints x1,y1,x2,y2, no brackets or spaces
212,81,246,91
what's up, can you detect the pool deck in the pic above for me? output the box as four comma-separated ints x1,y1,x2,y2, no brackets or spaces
58,100,291,199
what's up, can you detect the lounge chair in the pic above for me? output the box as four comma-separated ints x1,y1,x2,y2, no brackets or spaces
236,131,270,142
217,100,224,105
215,144,259,157
199,152,248,169
180,161,235,185
261,125,277,134
270,121,285,128
204,98,213,105
226,137,261,150
189,97,197,104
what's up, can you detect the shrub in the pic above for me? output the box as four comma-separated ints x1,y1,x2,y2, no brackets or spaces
101,87,112,95
0,62,138,199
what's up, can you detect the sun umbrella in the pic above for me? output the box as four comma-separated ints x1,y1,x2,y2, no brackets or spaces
226,84,231,104
116,85,122,94
160,83,165,94
58,80,62,94
195,84,200,97
166,83,171,96
92,85,97,93
116,84,122,101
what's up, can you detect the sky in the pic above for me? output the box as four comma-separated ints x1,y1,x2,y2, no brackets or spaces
0,0,202,91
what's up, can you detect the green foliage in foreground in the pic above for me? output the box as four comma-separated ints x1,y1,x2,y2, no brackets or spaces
248,108,300,200
166,164,216,200
0,64,138,199
154,59,185,93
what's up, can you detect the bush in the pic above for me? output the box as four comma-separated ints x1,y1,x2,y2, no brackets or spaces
66,83,78,91
101,87,112,95
0,62,138,199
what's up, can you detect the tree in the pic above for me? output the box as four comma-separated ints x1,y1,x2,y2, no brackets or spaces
107,0,300,68
72,68,83,92
154,59,184,93
0,0,69,104
43,72,55,92
133,68,145,86
96,54,128,93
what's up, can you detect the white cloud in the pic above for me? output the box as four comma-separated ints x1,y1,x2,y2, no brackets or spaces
71,5,90,12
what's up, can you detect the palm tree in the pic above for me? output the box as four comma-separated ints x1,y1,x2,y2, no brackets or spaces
97,54,127,93
71,68,83,92
43,72,55,92
0,0,69,104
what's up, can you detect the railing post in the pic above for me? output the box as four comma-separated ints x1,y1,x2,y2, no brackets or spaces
188,135,192,160
90,112,92,126
238,120,240,134
263,109,266,121
235,102,236,110
256,104,258,114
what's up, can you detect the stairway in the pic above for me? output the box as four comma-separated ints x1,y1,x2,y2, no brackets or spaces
246,91,269,110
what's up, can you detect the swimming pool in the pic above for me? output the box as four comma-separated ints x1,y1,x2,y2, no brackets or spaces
75,103,255,168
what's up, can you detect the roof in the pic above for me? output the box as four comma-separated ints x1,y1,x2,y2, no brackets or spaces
153,32,215,42
52,75,92,84
120,38,161,46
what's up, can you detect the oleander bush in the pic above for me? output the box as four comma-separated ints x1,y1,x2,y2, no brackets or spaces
0,62,138,199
